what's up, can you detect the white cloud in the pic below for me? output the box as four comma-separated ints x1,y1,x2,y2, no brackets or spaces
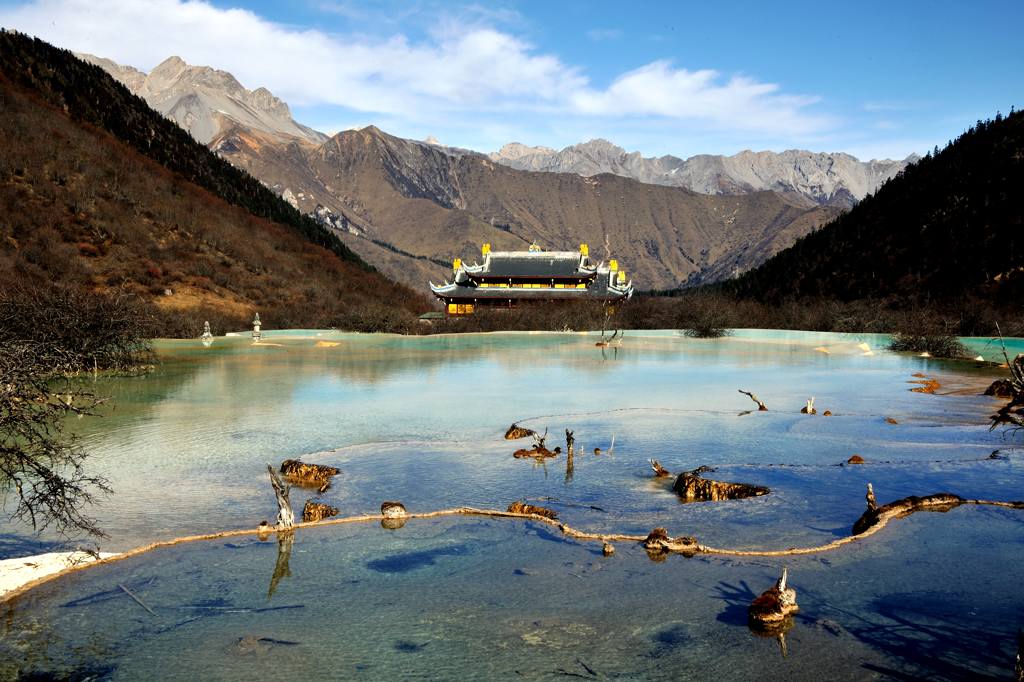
0,0,832,138
571,61,830,134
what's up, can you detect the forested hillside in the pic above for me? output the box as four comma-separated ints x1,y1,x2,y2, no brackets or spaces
0,30,362,267
726,110,1024,305
0,30,427,334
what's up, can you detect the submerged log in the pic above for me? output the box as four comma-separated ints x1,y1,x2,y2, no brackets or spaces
650,459,672,477
267,465,294,529
505,423,536,440
301,500,339,523
852,490,965,535
673,468,770,502
507,500,559,520
513,446,559,459
280,459,340,493
749,568,799,629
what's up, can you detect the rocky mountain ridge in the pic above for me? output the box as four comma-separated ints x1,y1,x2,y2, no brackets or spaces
211,124,842,290
77,53,326,145
491,140,916,207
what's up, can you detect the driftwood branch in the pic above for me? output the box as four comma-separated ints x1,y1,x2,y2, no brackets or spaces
738,389,768,411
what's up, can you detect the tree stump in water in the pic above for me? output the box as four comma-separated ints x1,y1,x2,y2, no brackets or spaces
673,468,770,501
749,568,799,630
267,465,294,529
302,500,339,523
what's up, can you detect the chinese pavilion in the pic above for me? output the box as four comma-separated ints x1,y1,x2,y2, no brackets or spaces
429,243,634,315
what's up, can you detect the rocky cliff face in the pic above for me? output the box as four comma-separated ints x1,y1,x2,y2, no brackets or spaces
77,53,326,145
491,140,913,208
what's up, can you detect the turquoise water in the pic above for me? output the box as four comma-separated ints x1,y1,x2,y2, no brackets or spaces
1,330,1022,679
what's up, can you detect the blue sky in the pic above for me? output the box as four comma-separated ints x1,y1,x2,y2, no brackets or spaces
1,0,1020,159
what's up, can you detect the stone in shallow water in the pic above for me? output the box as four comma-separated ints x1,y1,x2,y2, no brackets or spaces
301,500,338,523
381,501,407,518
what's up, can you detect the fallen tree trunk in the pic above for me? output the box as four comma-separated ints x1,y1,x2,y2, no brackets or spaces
852,491,965,535
507,500,558,520
673,468,770,502
504,423,536,440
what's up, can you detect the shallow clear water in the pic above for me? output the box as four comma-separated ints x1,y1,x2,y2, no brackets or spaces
2,330,1022,679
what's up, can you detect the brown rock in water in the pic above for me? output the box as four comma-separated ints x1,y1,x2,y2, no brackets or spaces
749,568,799,629
847,455,865,465
381,501,408,518
507,500,558,520
505,423,536,440
822,410,833,416
257,520,272,541
985,379,1016,398
909,377,941,394
302,500,339,522
643,527,672,560
642,528,699,559
852,492,965,535
513,446,557,459
673,468,770,502
885,417,899,425
602,542,615,556
650,459,672,477
280,459,340,490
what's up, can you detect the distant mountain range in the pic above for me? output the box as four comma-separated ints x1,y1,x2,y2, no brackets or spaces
489,140,915,208
82,52,939,290
78,53,326,145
